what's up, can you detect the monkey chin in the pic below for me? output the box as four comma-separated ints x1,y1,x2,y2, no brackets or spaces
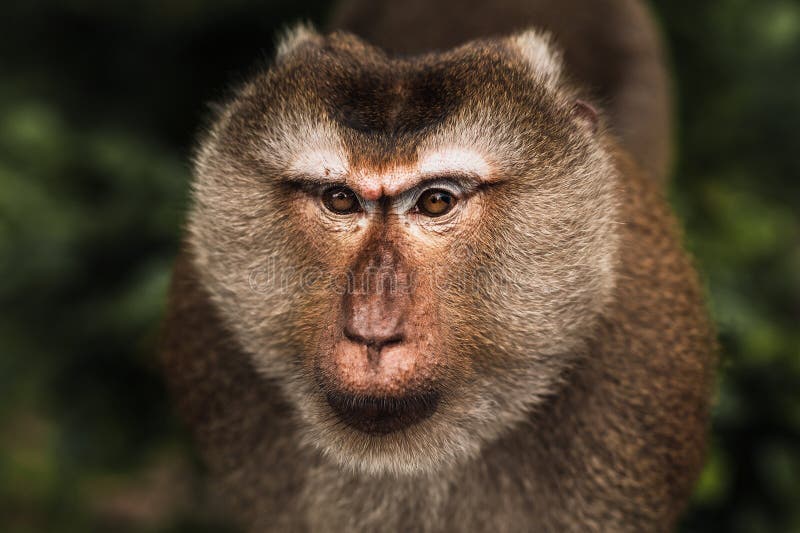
298,391,486,477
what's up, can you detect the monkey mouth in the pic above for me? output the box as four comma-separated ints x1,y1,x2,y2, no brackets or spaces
325,390,440,434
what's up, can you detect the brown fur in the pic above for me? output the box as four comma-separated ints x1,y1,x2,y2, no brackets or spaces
330,0,673,181
162,1,715,531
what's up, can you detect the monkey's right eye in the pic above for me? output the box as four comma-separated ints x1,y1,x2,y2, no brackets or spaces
322,186,361,215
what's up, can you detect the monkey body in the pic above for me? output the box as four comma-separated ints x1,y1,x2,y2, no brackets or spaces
162,0,716,531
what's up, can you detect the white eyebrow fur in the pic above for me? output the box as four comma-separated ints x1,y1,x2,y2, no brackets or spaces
289,149,348,181
289,146,491,199
417,147,491,178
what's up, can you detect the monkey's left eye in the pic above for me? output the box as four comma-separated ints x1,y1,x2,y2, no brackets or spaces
322,186,361,214
415,189,456,217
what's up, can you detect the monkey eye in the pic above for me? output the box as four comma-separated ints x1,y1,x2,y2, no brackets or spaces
322,186,361,215
415,188,456,217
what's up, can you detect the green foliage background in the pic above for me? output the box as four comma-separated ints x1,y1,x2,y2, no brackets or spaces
1,1,798,531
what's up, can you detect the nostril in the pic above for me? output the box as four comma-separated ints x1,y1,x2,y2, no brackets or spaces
376,334,404,350
343,326,404,352
343,327,367,346
364,334,404,365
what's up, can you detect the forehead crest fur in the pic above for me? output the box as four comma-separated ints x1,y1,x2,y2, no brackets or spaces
510,29,564,90
276,22,321,59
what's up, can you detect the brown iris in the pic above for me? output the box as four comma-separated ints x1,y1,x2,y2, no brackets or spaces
416,189,456,217
322,186,360,214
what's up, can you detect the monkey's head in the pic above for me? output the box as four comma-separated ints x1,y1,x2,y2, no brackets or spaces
188,25,619,475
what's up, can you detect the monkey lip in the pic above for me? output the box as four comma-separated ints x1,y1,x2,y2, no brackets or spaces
325,390,440,434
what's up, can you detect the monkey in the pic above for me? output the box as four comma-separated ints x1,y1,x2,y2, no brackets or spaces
161,0,716,531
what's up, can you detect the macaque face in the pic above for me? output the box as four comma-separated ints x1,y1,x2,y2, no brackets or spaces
188,30,619,475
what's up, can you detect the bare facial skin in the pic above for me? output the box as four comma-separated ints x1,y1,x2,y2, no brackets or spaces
162,1,716,530
291,149,493,435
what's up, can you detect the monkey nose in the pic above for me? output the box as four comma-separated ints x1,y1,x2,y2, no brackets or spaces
343,314,405,363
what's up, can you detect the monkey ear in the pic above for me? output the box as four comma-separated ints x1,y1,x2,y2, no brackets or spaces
510,29,564,90
276,22,322,59
571,99,600,134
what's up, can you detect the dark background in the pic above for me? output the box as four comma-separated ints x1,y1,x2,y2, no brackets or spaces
1,1,798,531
